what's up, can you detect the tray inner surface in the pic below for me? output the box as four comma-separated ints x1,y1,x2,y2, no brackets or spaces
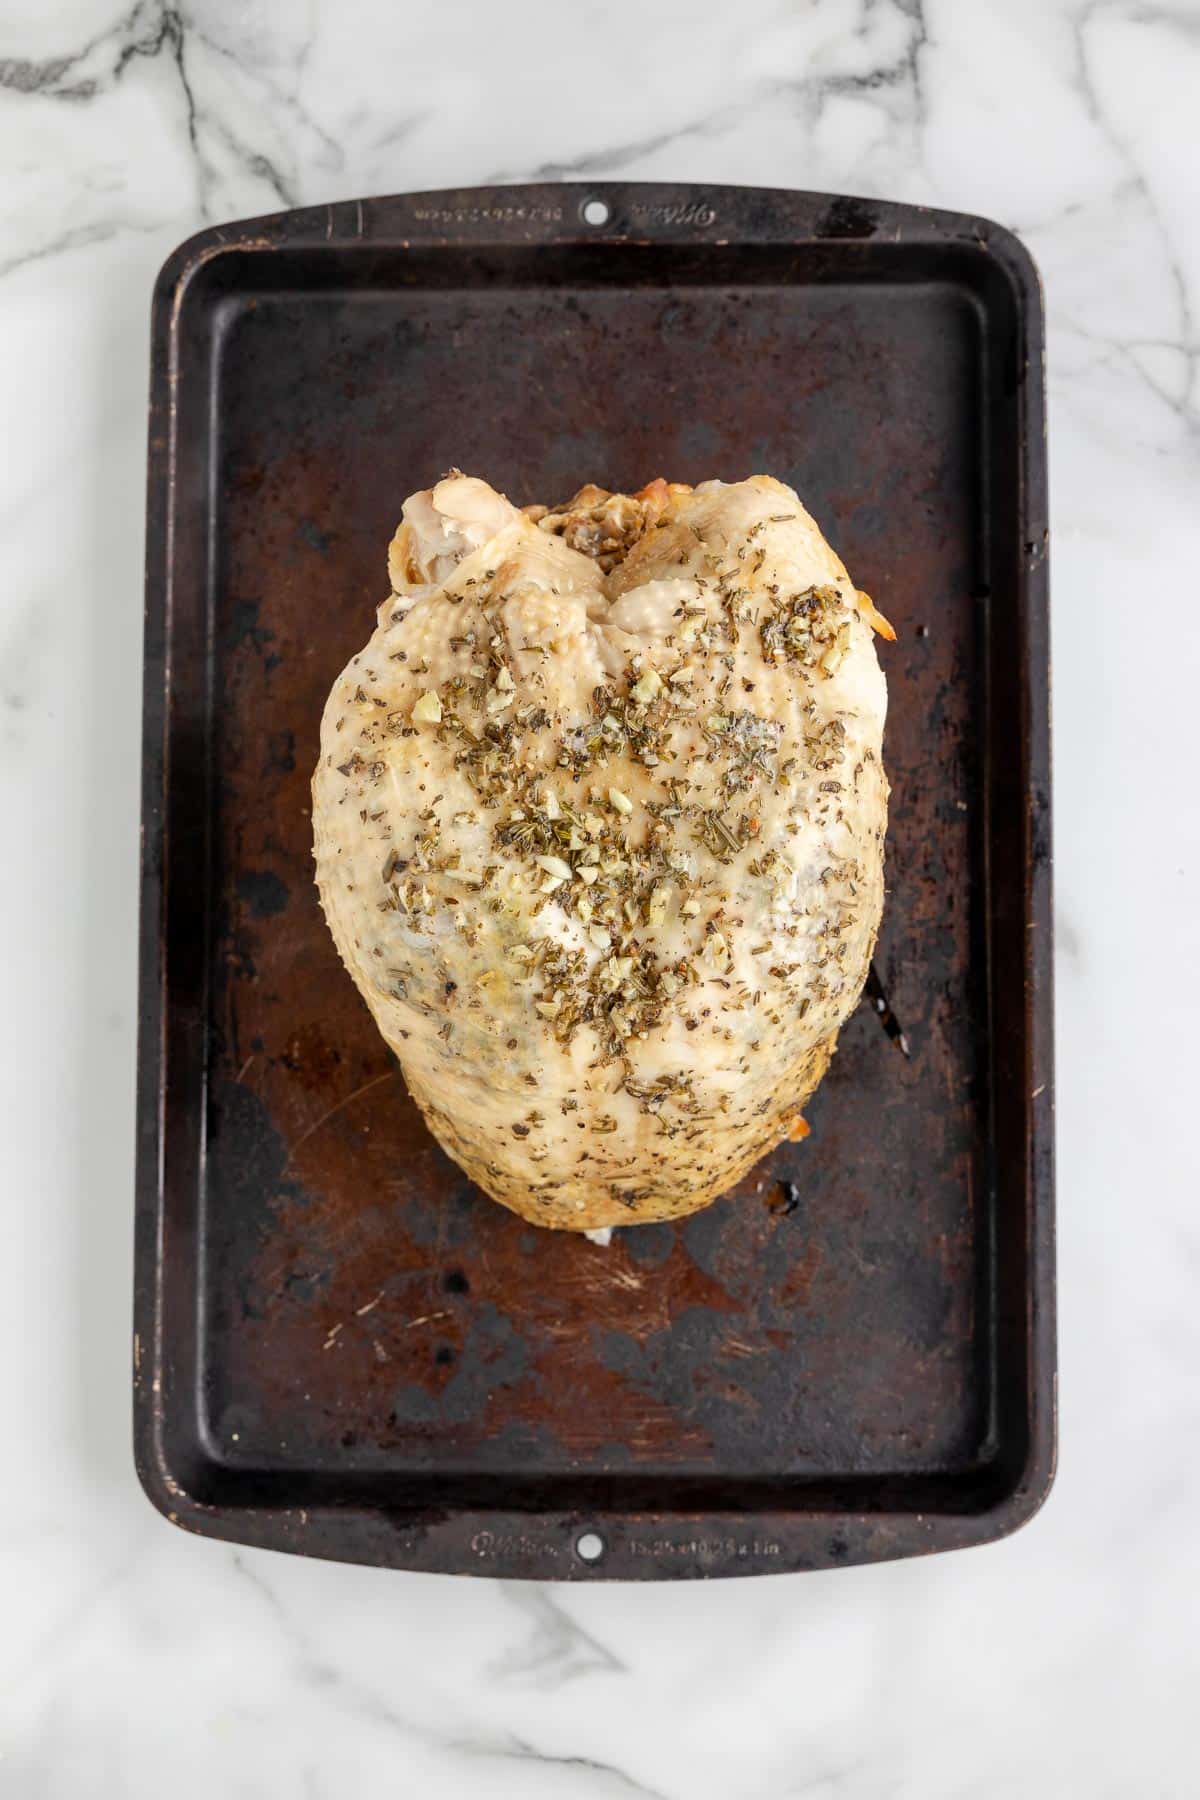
162,238,1031,1520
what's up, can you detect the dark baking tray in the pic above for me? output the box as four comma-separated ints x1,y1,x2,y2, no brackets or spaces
135,182,1054,1579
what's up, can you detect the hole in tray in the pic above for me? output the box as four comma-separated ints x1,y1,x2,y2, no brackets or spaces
576,1530,605,1563
581,198,611,228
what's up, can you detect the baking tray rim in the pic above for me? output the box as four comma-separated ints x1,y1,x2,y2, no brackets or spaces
133,180,1055,1580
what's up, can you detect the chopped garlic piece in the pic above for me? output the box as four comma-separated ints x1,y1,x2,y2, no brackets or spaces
535,854,573,881
647,883,673,926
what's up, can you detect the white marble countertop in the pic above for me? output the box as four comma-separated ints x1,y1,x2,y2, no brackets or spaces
2,0,1198,1794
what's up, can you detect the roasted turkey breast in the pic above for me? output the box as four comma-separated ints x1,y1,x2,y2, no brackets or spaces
313,473,892,1230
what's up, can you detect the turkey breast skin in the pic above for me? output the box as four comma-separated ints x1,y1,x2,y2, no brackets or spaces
312,473,892,1231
